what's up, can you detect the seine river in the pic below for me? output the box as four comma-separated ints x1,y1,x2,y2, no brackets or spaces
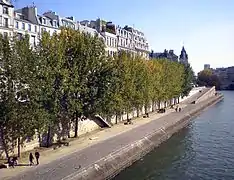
114,91,234,180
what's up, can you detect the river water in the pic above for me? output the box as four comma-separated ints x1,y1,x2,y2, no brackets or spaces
114,91,234,180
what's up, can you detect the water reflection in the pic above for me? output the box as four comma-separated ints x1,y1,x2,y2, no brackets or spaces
114,92,234,180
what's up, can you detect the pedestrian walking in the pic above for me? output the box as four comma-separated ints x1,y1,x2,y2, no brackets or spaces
29,153,34,166
35,151,40,165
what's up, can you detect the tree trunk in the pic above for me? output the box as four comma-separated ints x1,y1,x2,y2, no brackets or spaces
46,126,51,148
74,111,78,138
115,114,118,124
0,128,9,159
38,131,42,147
17,137,21,157
152,102,155,112
136,107,139,117
158,101,160,109
127,112,129,120
144,105,147,114
67,122,71,138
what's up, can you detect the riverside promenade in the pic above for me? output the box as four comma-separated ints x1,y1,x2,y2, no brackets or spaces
0,88,219,180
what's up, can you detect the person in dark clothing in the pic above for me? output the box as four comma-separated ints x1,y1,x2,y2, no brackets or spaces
29,153,34,166
35,151,40,165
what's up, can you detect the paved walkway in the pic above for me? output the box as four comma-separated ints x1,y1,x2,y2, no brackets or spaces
0,89,208,180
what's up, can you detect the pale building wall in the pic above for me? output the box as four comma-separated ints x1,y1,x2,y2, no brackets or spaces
0,2,14,37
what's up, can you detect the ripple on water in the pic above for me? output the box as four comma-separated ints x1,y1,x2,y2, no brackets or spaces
113,92,234,180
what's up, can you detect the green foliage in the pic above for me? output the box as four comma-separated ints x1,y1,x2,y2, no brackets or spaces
197,69,221,89
181,63,195,97
0,28,194,157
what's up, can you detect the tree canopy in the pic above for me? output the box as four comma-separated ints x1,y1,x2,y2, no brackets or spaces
197,69,221,89
0,28,194,157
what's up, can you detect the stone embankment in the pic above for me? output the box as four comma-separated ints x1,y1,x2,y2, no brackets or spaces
3,87,223,180
70,89,223,180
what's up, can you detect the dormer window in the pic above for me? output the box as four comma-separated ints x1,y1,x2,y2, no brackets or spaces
43,18,46,25
53,20,57,27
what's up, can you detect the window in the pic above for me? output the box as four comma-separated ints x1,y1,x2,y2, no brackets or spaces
35,25,37,32
3,7,8,15
43,18,46,24
106,37,109,46
31,35,36,46
41,28,46,32
22,23,25,30
53,20,57,27
15,21,19,29
3,18,8,28
17,33,23,40
28,24,31,31
3,32,8,38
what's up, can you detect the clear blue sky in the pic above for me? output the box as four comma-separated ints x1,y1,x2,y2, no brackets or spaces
15,0,234,73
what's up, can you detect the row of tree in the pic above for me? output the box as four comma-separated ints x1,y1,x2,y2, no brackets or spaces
197,69,221,90
0,28,194,158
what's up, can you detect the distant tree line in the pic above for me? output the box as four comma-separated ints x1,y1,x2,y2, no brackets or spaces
0,28,194,158
197,69,221,90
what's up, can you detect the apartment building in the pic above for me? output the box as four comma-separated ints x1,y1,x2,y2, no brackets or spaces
116,26,135,53
84,18,150,58
0,3,150,59
0,0,14,37
78,20,99,36
116,25,149,59
38,11,60,36
150,49,178,62
14,7,39,46
124,26,149,59
87,18,118,57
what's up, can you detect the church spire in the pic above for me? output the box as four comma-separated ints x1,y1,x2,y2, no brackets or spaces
179,46,188,64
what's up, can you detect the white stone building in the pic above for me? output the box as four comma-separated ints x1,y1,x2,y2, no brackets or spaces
123,26,150,59
0,0,14,37
116,26,135,54
14,8,39,46
80,19,118,57
116,25,150,59
101,31,117,56
60,16,76,30
37,14,60,37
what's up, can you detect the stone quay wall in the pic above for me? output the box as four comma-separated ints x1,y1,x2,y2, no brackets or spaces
0,87,205,158
73,93,223,180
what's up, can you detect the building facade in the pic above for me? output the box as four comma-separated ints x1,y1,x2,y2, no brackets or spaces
204,64,211,70
0,0,14,37
14,7,39,46
0,3,150,59
80,18,150,58
212,66,234,90
150,49,178,62
116,25,149,59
